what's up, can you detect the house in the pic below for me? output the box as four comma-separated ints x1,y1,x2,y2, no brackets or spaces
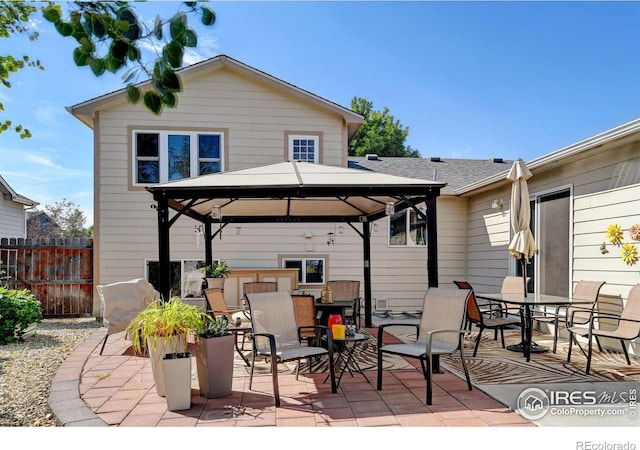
68,55,640,357
0,174,37,239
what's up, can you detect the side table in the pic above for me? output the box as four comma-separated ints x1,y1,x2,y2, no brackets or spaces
324,332,371,389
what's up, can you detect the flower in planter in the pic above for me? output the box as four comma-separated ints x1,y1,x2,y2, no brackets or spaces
606,223,623,245
621,243,638,266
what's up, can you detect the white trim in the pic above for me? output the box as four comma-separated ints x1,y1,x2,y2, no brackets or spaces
132,130,224,185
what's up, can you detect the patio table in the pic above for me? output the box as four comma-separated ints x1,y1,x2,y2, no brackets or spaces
475,292,593,362
314,300,353,325
323,332,371,389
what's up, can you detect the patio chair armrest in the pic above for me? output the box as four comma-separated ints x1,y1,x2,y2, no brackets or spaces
297,324,330,342
424,329,467,353
377,323,419,348
251,331,277,357
567,306,595,325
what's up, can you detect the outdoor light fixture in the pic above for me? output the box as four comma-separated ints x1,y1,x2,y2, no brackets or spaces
491,198,504,210
385,202,395,216
211,205,222,220
327,232,335,246
304,232,313,240
373,223,380,232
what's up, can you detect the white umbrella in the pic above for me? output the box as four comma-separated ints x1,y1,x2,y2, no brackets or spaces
507,159,536,297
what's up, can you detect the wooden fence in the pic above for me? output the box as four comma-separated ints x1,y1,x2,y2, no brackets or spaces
0,237,93,317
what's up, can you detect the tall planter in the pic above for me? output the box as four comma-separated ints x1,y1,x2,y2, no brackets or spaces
195,333,235,398
149,334,186,397
162,352,192,411
206,278,225,290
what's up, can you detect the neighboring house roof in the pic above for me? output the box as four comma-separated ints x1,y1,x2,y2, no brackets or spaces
67,54,364,140
26,210,60,238
349,155,513,195
0,174,37,206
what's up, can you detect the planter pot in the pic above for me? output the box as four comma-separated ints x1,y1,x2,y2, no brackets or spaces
162,352,192,411
195,333,235,398
148,334,186,397
206,278,225,289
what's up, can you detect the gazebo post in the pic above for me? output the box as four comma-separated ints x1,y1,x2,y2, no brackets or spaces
426,197,438,288
204,221,213,267
362,220,373,328
156,195,172,301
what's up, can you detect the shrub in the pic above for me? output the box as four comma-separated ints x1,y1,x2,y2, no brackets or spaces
0,287,43,345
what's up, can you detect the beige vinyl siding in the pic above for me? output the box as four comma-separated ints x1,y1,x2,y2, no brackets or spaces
93,66,350,301
0,200,26,238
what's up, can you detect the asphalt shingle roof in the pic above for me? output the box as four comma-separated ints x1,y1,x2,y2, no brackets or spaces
349,156,513,194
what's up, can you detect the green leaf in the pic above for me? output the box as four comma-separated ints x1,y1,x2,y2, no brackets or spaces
184,29,197,48
163,41,183,68
127,45,140,62
169,12,187,42
110,40,129,61
91,15,106,38
104,54,123,73
73,47,89,66
143,91,163,115
118,8,141,40
127,85,141,104
43,5,61,23
162,91,177,108
79,37,94,54
55,21,73,37
162,70,181,92
88,57,105,76
201,7,216,26
153,15,162,40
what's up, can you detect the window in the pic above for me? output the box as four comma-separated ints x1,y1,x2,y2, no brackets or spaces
288,135,318,163
282,257,325,285
388,208,427,247
146,259,210,298
134,130,223,184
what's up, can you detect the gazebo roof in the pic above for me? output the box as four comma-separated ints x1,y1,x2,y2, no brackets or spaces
146,161,446,224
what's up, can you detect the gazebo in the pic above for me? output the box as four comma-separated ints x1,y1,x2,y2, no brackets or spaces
146,161,445,327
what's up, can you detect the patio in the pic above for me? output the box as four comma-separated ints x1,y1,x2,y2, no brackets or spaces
48,318,640,430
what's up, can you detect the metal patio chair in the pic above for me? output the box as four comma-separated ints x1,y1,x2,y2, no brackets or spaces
376,287,473,405
245,291,336,407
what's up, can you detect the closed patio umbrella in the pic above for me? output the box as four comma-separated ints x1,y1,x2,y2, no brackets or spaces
507,159,536,297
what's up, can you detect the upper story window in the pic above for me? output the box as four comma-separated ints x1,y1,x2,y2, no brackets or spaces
388,207,427,247
134,130,223,185
288,134,318,163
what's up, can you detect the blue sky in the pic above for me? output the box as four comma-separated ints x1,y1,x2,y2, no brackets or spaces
2,1,639,227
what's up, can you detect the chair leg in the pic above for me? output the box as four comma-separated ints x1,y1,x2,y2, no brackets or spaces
499,328,506,348
270,351,281,407
586,333,594,375
552,318,558,353
249,351,257,390
620,340,631,365
459,335,472,392
567,331,573,362
99,333,108,355
473,327,484,357
426,356,433,405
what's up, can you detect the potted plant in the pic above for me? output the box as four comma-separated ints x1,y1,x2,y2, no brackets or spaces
125,297,205,397
194,315,235,398
203,260,231,289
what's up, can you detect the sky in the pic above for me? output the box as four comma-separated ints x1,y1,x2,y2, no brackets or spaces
2,1,639,228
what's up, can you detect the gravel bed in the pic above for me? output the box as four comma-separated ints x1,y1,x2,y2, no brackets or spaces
0,318,103,427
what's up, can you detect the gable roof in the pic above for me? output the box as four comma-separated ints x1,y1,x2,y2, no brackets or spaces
0,174,37,206
349,155,512,195
67,54,364,139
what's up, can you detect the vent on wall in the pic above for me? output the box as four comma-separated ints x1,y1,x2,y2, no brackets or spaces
375,298,388,310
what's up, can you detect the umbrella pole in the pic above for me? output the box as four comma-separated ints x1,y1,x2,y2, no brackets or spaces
522,257,527,298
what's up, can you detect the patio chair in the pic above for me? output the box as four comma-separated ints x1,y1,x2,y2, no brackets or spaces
327,280,361,327
245,291,336,407
96,278,158,355
292,294,318,345
453,280,501,331
532,280,605,353
568,284,640,375
376,287,473,405
465,287,522,356
242,281,277,307
204,288,250,325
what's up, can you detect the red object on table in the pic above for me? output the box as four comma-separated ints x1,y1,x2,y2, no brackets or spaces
327,314,342,330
